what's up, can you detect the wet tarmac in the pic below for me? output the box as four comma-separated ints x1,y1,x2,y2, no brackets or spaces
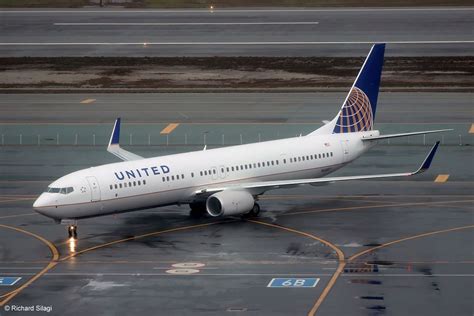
0,93,473,315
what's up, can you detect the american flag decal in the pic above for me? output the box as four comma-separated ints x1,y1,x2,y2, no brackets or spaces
333,87,373,133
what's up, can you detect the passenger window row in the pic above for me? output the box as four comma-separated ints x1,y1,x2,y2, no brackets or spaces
199,160,280,177
162,174,185,182
289,152,333,163
109,179,146,190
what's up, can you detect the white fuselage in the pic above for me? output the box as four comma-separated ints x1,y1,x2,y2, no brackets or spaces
33,131,378,220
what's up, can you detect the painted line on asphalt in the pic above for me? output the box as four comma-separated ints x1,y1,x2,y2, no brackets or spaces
54,22,320,26
59,220,232,261
3,8,474,13
247,220,345,316
80,98,96,104
282,199,474,217
349,224,474,262
160,123,180,135
0,224,59,306
434,174,450,183
1,40,473,46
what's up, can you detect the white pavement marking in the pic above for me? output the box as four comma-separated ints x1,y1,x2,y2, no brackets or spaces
54,22,319,26
1,41,473,46
0,272,473,277
171,262,206,268
2,8,474,13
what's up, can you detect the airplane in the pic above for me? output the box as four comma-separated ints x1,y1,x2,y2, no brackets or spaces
33,43,451,239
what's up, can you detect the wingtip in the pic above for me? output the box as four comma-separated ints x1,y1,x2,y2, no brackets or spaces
110,117,121,145
418,141,440,173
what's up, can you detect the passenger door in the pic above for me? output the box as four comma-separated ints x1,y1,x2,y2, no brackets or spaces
86,176,101,202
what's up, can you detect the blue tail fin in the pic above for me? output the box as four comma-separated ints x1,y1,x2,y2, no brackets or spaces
333,44,385,133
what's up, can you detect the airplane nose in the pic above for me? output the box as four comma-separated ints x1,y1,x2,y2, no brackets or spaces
33,193,46,209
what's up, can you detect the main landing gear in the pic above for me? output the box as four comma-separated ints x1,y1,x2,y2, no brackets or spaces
243,203,261,218
189,202,207,218
68,224,78,239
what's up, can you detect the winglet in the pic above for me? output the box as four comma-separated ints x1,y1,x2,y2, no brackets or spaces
414,141,440,174
107,118,144,161
109,117,121,146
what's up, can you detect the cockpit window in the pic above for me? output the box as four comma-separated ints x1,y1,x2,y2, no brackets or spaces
47,187,74,194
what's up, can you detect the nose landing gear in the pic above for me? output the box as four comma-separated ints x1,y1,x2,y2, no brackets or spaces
67,225,78,239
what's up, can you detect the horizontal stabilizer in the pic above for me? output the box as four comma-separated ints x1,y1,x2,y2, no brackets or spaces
361,129,452,141
107,118,144,161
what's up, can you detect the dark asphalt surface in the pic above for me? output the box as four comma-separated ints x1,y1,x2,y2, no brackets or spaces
0,91,472,315
0,8,473,57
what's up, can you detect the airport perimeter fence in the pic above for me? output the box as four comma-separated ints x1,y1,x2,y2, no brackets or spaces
0,128,471,147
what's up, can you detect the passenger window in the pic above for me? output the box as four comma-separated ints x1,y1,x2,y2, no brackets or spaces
114,184,118,189
182,174,184,179
231,166,235,171
276,160,279,165
139,181,142,185
253,163,256,168
191,172,194,177
213,169,216,174
226,167,229,172
302,157,305,161
318,154,321,159
166,176,169,181
143,180,146,185
133,181,136,186
162,177,165,182
129,182,132,187
124,183,127,188
221,168,224,173
245,165,248,170
172,176,175,181
110,185,113,190
119,183,122,189
283,159,286,164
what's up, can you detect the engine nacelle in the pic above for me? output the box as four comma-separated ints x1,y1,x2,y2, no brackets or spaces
206,190,255,217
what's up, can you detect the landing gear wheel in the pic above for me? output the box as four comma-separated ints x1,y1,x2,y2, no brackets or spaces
68,225,78,239
250,203,261,216
243,203,261,218
189,202,207,218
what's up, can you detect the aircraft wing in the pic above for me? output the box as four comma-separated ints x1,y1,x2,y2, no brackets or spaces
107,118,144,161
194,141,440,196
361,129,452,141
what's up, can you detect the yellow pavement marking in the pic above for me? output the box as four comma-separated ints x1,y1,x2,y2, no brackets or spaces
282,199,474,217
60,220,229,261
349,225,474,262
160,123,179,134
247,220,345,316
434,174,450,183
469,123,474,133
0,224,59,306
80,98,96,104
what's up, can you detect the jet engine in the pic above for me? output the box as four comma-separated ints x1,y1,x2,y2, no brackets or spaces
206,190,255,217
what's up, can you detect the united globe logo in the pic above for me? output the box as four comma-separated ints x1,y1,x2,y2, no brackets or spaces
333,87,373,133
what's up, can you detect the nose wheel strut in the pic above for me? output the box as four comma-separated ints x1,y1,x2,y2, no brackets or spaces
68,225,78,239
